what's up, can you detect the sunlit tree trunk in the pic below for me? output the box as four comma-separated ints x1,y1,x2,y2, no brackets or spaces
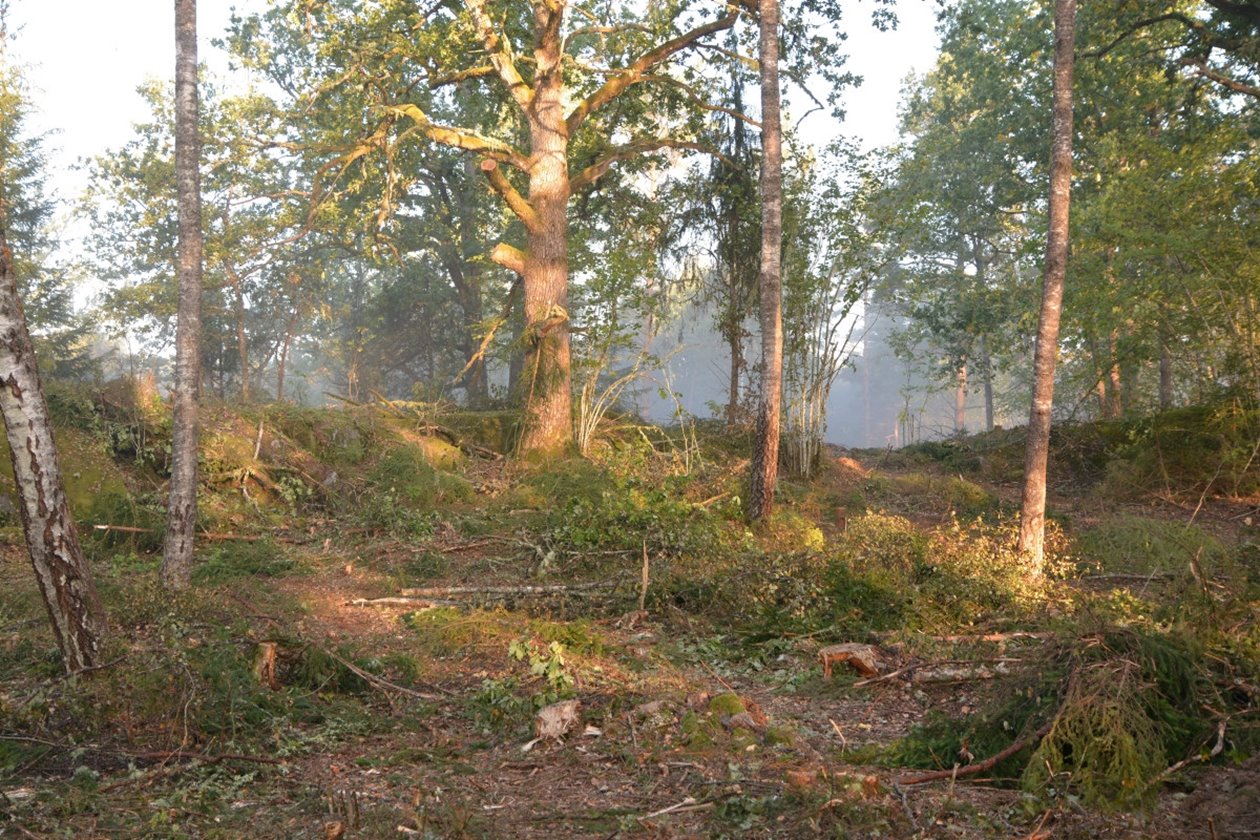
748,0,783,521
0,233,105,673
1018,0,1076,571
162,0,204,590
510,3,573,455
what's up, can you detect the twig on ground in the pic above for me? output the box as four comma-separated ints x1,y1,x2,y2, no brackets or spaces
1155,718,1227,783
314,644,457,700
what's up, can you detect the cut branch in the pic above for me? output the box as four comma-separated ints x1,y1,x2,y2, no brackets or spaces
480,159,540,230
490,242,526,276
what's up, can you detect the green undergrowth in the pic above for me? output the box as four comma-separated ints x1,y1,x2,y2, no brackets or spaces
0,566,429,792
888,609,1260,811
894,401,1260,502
735,512,1065,641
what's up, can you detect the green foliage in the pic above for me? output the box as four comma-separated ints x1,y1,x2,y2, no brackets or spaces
367,446,473,508
546,473,725,560
508,638,574,696
468,638,576,734
191,539,292,585
1102,404,1260,500
1078,515,1227,576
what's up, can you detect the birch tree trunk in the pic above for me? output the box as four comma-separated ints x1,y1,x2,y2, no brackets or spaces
1017,0,1076,571
0,234,105,673
748,0,783,521
162,0,204,590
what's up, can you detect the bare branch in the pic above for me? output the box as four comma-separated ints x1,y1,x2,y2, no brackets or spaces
452,275,523,385
1181,55,1260,98
428,65,497,88
386,104,529,169
566,11,739,135
642,74,762,128
1085,13,1204,58
464,0,534,108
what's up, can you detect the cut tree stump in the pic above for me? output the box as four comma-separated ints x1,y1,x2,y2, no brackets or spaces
819,643,889,679
253,642,280,690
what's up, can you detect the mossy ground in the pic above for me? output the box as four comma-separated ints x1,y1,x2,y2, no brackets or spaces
0,390,1256,838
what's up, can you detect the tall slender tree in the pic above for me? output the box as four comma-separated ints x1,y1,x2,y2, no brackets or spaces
748,0,784,521
162,0,204,589
0,51,106,670
1017,0,1077,570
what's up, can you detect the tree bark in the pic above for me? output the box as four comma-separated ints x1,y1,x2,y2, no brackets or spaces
726,312,743,426
162,0,204,590
748,0,783,521
1106,330,1123,418
514,2,573,455
1017,0,1076,572
0,234,105,673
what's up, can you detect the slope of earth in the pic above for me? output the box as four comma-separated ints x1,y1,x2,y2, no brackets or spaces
1,394,1256,838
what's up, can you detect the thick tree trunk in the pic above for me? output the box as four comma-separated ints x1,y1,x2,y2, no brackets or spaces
162,0,204,590
748,0,783,521
516,3,573,455
458,158,489,406
1017,0,1076,571
0,235,105,673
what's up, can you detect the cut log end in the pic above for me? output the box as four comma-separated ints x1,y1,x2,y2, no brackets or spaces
819,643,887,679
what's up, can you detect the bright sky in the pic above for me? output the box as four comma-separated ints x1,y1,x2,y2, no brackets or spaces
7,0,940,247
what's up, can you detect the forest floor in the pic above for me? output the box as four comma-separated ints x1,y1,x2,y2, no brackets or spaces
1,396,1258,838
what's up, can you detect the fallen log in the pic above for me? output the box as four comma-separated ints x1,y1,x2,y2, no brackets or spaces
872,630,1052,645
91,524,302,544
346,597,451,608
908,659,1022,684
399,580,614,597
